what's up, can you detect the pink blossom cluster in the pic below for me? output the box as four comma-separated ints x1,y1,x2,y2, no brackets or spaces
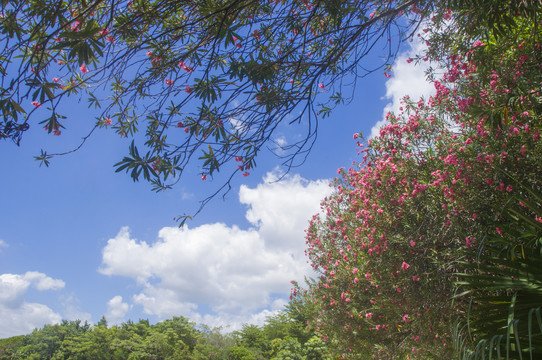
294,19,541,358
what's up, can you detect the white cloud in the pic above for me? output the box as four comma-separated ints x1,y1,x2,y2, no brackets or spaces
106,296,132,325
0,272,64,337
24,271,65,291
370,37,435,139
0,274,29,308
240,172,329,252
0,303,62,338
100,172,332,329
0,239,7,249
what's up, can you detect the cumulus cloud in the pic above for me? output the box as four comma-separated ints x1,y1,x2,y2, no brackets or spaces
240,172,328,252
24,271,65,291
100,172,332,329
0,272,64,338
106,296,132,325
369,37,436,139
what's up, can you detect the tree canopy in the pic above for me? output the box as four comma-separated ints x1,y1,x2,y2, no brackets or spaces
0,0,437,219
0,312,332,360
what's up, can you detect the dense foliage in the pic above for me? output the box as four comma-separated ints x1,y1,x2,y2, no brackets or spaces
291,1,542,359
0,0,436,219
0,311,332,360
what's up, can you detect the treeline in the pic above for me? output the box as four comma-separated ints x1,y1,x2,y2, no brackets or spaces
0,308,331,360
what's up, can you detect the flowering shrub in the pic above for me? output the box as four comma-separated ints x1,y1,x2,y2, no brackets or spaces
293,10,541,359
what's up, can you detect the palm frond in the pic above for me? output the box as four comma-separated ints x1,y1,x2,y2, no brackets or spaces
453,175,542,359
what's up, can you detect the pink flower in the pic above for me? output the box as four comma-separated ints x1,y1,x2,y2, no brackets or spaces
472,40,485,48
410,240,416,247
53,130,61,136
243,172,250,177
185,85,193,94
104,117,112,125
465,237,474,248
71,21,80,31
354,277,359,284
366,313,372,319
352,267,358,274
165,79,174,85
384,71,391,78
178,61,194,72
201,174,207,180
496,227,503,236
412,276,420,281
31,101,42,107
402,262,410,271
52,77,59,83
318,83,325,89
80,64,89,73
402,314,409,322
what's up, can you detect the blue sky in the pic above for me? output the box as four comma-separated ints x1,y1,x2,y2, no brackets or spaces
0,38,433,338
